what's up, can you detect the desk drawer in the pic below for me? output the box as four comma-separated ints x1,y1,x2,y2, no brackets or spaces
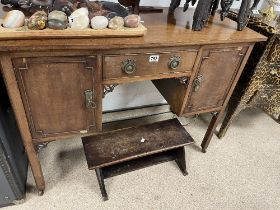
103,50,198,80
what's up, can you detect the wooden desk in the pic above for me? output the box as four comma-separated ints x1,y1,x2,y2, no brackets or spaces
0,8,266,194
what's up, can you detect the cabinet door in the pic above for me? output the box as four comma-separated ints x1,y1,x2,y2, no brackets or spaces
13,56,99,139
185,47,247,113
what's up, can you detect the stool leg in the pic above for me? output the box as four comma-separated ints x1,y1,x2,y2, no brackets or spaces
95,168,108,201
175,147,188,176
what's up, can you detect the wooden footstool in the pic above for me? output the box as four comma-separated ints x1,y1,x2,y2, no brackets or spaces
82,119,194,201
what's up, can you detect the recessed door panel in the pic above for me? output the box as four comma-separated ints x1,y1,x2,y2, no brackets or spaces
13,56,98,139
185,47,247,113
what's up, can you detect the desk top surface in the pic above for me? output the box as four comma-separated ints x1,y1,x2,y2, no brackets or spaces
0,7,267,51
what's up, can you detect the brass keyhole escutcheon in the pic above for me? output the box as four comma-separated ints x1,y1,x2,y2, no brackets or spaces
122,59,137,74
169,56,181,70
84,90,96,109
193,74,203,92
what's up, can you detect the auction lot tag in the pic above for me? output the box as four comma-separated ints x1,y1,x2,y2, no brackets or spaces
149,55,160,63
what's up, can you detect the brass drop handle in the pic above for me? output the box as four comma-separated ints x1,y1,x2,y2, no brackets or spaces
84,90,96,109
169,56,181,70
122,59,136,74
193,74,203,92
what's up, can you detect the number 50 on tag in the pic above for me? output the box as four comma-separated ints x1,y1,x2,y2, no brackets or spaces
149,55,159,63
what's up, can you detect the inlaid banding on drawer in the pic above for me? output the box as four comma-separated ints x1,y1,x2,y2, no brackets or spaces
103,50,198,80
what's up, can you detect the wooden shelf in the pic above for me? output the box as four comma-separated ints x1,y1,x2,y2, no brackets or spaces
0,21,147,40
102,149,177,179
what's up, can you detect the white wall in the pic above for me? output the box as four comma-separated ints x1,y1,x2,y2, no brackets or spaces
103,0,269,111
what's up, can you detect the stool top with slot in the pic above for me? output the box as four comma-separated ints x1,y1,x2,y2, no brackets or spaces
82,119,194,170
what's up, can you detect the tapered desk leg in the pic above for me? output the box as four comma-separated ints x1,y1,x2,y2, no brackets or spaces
175,147,188,176
95,168,108,201
201,111,224,153
0,56,45,194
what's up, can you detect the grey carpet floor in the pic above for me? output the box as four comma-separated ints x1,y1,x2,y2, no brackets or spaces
4,109,280,210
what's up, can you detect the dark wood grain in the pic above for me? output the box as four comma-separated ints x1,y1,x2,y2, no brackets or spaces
83,119,192,200
82,119,194,169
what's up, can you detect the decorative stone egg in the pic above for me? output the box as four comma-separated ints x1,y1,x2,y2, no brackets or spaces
69,7,89,19
27,11,47,30
2,10,25,28
124,15,141,28
68,7,89,29
48,10,67,22
48,19,67,30
108,16,124,30
69,15,89,29
91,16,108,30
48,10,67,30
